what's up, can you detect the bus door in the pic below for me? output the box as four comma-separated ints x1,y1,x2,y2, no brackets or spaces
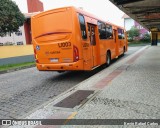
117,28,124,55
88,24,98,68
113,29,119,57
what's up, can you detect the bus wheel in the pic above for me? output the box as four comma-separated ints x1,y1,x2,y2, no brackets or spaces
106,52,111,67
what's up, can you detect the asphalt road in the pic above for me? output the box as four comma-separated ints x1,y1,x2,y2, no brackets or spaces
0,46,143,119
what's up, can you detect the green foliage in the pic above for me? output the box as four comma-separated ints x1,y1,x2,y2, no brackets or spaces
0,0,25,37
127,36,133,42
140,33,151,42
0,62,35,71
127,26,140,41
128,41,150,47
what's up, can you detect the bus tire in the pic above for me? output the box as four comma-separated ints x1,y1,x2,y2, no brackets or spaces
106,51,111,67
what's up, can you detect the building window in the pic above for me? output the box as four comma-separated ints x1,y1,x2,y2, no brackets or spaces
17,41,23,45
15,30,22,36
78,14,87,39
118,28,125,39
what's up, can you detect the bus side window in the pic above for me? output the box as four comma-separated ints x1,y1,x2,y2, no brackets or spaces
98,21,113,40
98,21,107,39
122,30,125,39
106,24,113,39
118,28,125,39
78,14,87,39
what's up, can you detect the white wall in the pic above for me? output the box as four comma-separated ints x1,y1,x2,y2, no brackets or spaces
124,18,134,31
0,26,26,45
14,26,26,45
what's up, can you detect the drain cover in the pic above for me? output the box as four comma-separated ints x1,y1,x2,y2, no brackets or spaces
54,90,94,108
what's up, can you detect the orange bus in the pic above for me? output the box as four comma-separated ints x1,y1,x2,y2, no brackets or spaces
31,6,128,72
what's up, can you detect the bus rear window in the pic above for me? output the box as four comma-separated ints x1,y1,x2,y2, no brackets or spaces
78,14,87,39
32,10,73,38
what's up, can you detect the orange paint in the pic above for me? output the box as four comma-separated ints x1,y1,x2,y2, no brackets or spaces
31,6,128,71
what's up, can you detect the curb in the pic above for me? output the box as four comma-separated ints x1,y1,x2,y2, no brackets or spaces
0,64,36,75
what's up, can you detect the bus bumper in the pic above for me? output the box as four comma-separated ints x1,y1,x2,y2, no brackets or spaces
36,60,84,71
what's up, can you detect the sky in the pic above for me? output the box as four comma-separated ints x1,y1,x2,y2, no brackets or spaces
13,0,125,27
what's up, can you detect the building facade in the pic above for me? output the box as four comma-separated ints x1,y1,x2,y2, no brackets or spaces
122,14,149,37
0,0,44,46
0,26,26,46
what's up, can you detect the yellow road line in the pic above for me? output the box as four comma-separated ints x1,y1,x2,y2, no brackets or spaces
63,112,77,125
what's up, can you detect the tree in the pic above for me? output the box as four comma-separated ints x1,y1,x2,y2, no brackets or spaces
140,33,151,42
127,26,140,41
0,0,25,37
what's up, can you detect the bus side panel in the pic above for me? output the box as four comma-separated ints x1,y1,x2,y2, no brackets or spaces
94,25,101,66
99,40,110,64
114,27,128,57
113,28,119,57
100,40,117,62
109,39,117,60
117,28,128,56
76,13,94,70
117,38,123,56
97,23,116,65
85,17,101,68
125,31,128,52
70,9,84,70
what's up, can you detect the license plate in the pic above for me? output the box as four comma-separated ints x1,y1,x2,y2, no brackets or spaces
50,58,58,62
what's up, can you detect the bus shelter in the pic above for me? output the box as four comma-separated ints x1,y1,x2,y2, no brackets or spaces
109,0,160,45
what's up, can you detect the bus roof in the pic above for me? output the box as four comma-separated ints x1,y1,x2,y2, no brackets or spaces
32,6,125,30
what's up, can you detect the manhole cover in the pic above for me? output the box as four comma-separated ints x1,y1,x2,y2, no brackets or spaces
54,90,94,108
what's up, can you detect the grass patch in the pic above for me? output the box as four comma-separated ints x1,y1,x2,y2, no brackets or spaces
128,41,151,47
0,62,35,71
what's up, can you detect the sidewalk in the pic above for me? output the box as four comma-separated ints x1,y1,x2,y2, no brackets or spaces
11,45,160,127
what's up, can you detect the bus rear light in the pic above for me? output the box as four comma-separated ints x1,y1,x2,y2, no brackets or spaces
36,59,39,63
73,45,79,62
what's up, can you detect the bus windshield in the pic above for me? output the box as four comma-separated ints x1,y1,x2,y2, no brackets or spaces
32,9,73,38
